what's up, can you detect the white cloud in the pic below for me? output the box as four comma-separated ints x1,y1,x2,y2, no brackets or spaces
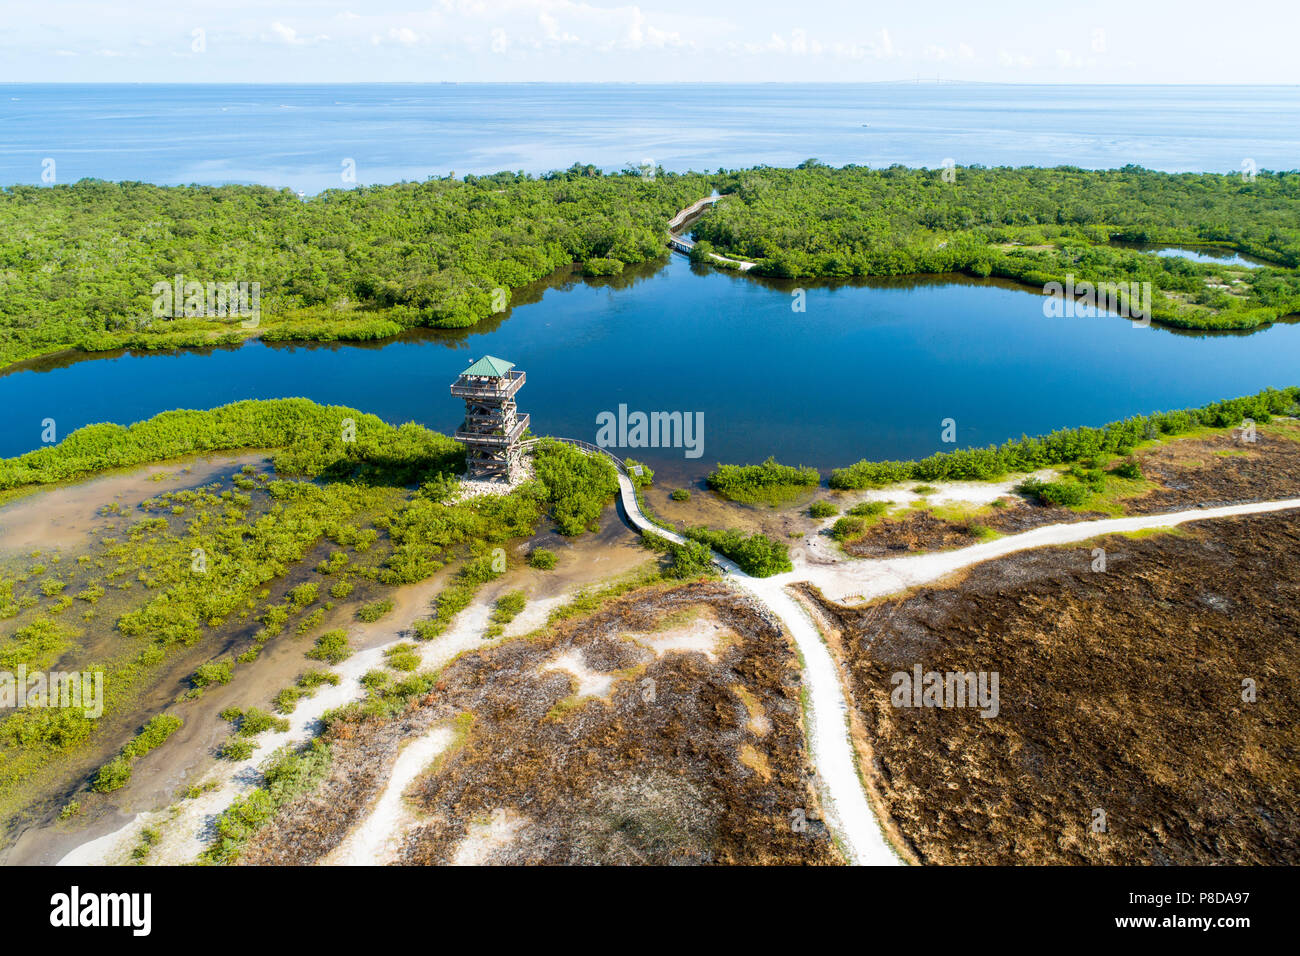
924,41,975,62
490,27,509,53
270,22,300,44
997,49,1033,69
269,22,328,46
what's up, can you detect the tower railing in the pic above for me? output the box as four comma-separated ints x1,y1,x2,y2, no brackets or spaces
517,437,628,476
455,414,530,447
450,368,526,401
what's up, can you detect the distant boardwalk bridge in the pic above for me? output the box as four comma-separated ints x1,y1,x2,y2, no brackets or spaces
665,195,756,271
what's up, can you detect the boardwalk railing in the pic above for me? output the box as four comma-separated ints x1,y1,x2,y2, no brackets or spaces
518,437,628,476
667,196,718,233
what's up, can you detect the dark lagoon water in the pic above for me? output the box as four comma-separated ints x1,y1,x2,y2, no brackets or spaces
3,84,1298,192
3,84,1298,481
5,256,1298,483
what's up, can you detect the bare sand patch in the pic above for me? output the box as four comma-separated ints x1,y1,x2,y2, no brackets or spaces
622,606,735,661
450,808,527,865
543,649,616,699
322,723,456,866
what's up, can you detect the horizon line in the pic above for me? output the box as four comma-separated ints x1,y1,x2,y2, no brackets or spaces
2,80,1298,87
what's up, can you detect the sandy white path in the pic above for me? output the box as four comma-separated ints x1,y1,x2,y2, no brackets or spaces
616,471,897,864
58,587,504,866
322,724,455,866
59,448,1300,869
616,470,1300,866
788,496,1300,605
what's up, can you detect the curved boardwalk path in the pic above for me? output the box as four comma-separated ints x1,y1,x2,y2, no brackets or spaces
528,438,899,864
531,440,1300,866
665,196,757,272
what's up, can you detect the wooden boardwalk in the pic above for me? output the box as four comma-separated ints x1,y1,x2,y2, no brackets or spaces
665,196,756,271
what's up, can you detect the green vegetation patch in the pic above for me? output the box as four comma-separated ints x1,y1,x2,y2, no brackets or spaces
693,164,1300,331
91,713,183,793
307,629,351,665
684,527,792,577
808,500,838,518
707,457,820,506
203,741,332,864
528,548,557,570
0,169,714,370
829,387,1298,489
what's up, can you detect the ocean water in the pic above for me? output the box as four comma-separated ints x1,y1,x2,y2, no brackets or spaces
2,83,1297,193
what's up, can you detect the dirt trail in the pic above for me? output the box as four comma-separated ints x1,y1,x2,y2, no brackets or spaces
48,449,1300,866
321,723,456,866
616,470,1300,865
791,496,1300,605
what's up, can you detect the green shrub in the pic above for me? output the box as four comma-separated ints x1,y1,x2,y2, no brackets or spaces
296,670,340,691
203,741,332,864
122,714,183,760
651,536,715,579
485,591,527,637
669,488,691,502
218,738,256,761
624,459,654,488
1019,478,1090,507
707,457,820,505
531,441,620,534
287,582,319,609
808,500,838,518
830,387,1299,489
191,659,233,688
249,709,289,735
684,527,791,577
307,629,351,664
295,607,325,635
384,643,420,672
273,687,304,714
412,619,443,641
1111,459,1143,480
91,756,132,793
581,257,625,277
528,548,556,570
830,516,866,543
357,599,394,623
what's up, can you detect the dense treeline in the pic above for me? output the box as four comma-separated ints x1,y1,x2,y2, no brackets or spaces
0,398,461,496
8,163,1300,369
0,166,711,368
829,386,1300,488
694,163,1300,330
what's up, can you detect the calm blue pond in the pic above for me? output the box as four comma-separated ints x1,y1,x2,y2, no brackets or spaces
1112,241,1275,268
3,255,1298,483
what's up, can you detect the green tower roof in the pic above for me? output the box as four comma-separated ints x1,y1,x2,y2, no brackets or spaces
462,355,515,378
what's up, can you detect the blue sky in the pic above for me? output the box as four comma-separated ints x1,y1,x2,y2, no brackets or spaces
2,0,1296,84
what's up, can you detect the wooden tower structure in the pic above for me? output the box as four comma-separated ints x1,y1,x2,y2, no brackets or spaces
451,355,528,481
